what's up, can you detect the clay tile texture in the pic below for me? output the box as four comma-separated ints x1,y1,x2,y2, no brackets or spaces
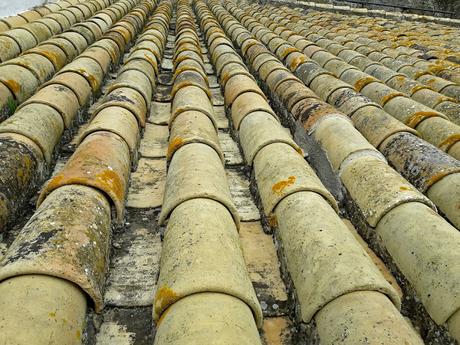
1,0,460,344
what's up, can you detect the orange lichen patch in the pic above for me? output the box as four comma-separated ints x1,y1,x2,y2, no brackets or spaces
36,49,60,68
207,27,220,36
279,46,299,60
173,65,206,80
3,79,21,96
289,54,307,71
298,101,338,130
174,54,203,68
414,70,431,79
138,42,161,61
155,286,178,316
77,68,97,90
241,39,259,54
410,85,432,95
38,131,129,222
174,44,202,57
427,63,449,74
95,169,125,201
118,27,131,42
45,174,64,189
143,53,158,71
272,176,296,195
380,92,405,106
426,171,454,189
433,96,456,107
171,80,210,99
440,134,460,152
406,111,441,128
221,71,231,85
354,77,379,92
45,169,124,202
167,137,184,159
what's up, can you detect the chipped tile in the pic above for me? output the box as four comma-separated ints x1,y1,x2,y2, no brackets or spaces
148,101,170,125
240,222,288,316
104,220,161,307
218,131,243,166
261,317,295,345
213,105,229,129
139,124,169,159
226,169,260,221
127,159,166,209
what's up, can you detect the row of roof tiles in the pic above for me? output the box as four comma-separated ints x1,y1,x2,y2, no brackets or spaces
217,0,460,342
0,0,160,232
300,11,460,73
0,0,96,32
0,0,160,117
0,1,172,343
0,0,119,62
235,2,460,230
154,3,261,342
